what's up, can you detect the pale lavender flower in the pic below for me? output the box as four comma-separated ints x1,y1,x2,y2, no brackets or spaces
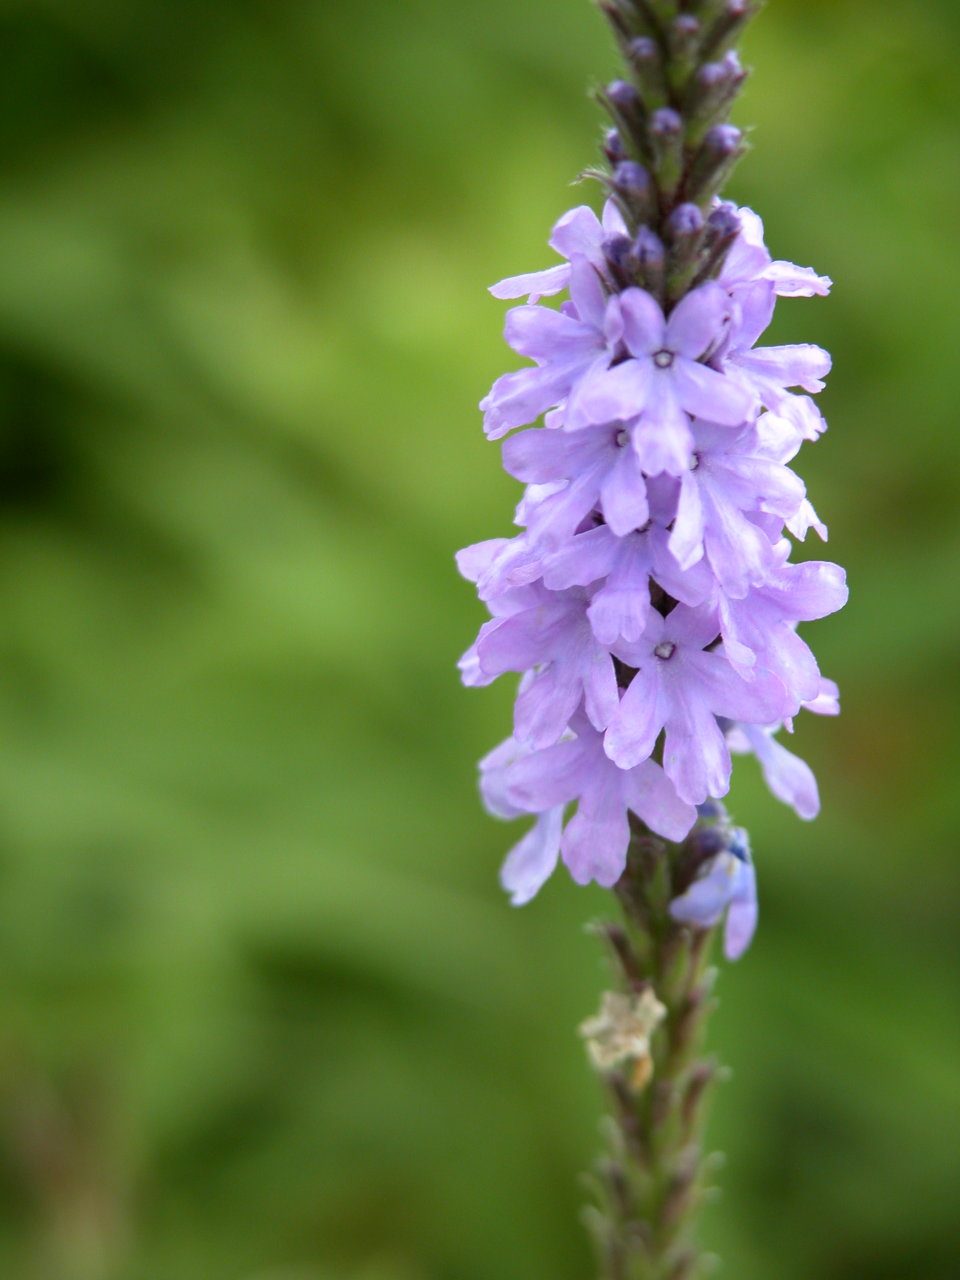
670,829,758,960
569,283,755,470
604,605,787,803
459,24,843,911
481,715,696,899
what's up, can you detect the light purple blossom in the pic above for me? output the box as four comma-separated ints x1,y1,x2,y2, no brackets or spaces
459,198,844,907
569,283,755,471
481,717,696,901
604,605,788,804
669,834,758,960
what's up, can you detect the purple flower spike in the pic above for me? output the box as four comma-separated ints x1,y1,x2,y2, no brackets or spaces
458,31,844,913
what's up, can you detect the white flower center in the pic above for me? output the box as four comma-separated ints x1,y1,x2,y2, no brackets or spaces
615,429,630,447
653,349,674,369
689,452,700,471
654,641,676,661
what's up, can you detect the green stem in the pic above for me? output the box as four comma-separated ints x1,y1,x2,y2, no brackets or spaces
584,825,722,1280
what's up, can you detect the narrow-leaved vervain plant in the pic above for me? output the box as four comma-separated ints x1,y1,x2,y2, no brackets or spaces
457,2,846,1275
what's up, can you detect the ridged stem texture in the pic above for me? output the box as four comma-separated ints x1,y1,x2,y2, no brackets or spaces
582,809,734,1280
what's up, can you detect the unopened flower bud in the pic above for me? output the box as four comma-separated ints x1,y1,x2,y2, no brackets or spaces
603,128,626,166
627,36,668,108
707,201,742,241
601,79,645,152
612,160,655,230
702,0,761,62
669,14,701,67
685,50,748,141
603,233,637,288
683,123,745,204
649,106,684,197
691,201,743,285
667,202,705,243
634,226,666,298
607,78,641,117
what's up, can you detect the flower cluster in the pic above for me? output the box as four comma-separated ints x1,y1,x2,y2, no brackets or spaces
458,2,846,915
459,199,846,906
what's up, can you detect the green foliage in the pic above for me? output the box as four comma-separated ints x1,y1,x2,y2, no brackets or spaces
0,1,957,1277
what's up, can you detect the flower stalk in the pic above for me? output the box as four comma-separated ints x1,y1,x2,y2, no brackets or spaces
457,0,844,1271
582,813,732,1280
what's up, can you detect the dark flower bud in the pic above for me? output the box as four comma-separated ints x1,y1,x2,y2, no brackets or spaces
603,128,626,166
693,825,728,859
612,160,655,230
696,798,728,822
635,226,665,266
603,233,637,288
649,107,684,197
689,202,742,287
706,201,742,241
629,35,659,66
702,0,761,62
607,78,641,116
633,226,665,300
650,106,683,141
665,203,707,299
614,159,650,195
627,36,668,109
597,0,658,43
600,79,645,152
683,123,745,204
669,14,701,65
685,50,748,140
704,123,742,155
667,202,705,242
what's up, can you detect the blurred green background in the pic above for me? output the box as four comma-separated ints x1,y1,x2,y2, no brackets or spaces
0,0,958,1277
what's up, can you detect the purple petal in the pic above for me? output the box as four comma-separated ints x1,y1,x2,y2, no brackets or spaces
549,205,605,264
501,427,572,483
633,383,694,475
622,759,697,842
481,365,576,439
673,359,755,426
723,861,758,959
514,662,582,748
669,861,736,928
744,725,820,819
764,261,832,297
498,737,584,811
603,669,664,770
541,526,616,590
665,282,731,359
561,772,630,888
490,263,571,301
736,344,832,393
688,649,788,723
504,305,602,362
662,693,732,805
600,442,650,536
618,288,666,356
668,470,705,570
499,807,565,905
455,538,510,583
576,357,653,427
581,644,621,732
568,256,607,330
